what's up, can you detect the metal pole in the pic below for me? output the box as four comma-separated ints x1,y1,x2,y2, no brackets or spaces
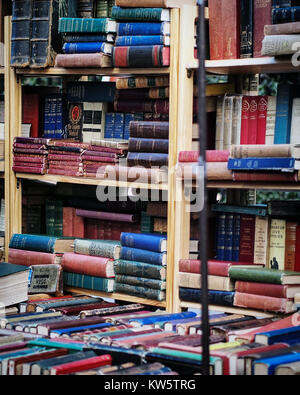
197,0,210,376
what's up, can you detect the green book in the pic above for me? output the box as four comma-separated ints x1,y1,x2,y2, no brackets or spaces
58,17,117,33
229,266,300,285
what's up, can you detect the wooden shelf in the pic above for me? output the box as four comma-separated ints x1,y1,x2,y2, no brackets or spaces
0,67,4,75
66,287,166,308
16,173,168,191
187,57,300,75
180,302,277,318
15,67,170,77
207,181,300,191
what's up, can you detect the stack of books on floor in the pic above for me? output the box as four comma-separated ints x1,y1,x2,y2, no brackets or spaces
12,137,49,175
62,239,121,294
262,2,300,58
111,4,171,68
113,232,167,301
47,141,87,177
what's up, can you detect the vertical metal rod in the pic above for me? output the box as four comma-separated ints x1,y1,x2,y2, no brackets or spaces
197,0,210,376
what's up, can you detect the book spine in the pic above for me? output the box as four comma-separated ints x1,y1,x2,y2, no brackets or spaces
240,0,253,58
63,207,74,237
75,209,137,223
127,152,169,168
63,42,110,54
228,157,295,170
253,216,269,266
179,288,235,307
254,0,272,58
129,121,169,139
67,82,116,103
114,260,166,280
128,138,169,154
223,96,234,150
240,96,250,145
247,97,258,145
239,215,255,264
232,214,241,262
233,171,298,182
55,53,112,68
179,259,201,274
268,219,287,270
285,222,297,271
272,6,300,24
13,166,46,174
224,214,234,262
256,96,268,144
115,35,166,46
62,253,113,278
111,6,166,22
8,248,57,266
116,75,169,89
208,0,223,60
9,234,56,253
114,282,165,301
120,246,166,266
63,33,113,42
234,292,293,313
117,22,168,36
215,96,225,149
274,83,294,144
74,239,118,259
63,271,114,292
235,281,287,298
231,96,242,146
115,275,165,290
264,20,300,35
222,0,240,59
59,17,113,33
216,213,226,261
112,45,170,68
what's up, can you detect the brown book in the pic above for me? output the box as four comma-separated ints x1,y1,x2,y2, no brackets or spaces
264,21,300,36
55,53,112,68
285,222,298,272
254,0,272,57
230,144,296,159
178,272,235,291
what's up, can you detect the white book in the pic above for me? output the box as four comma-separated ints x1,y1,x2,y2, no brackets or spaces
215,96,226,150
290,98,300,144
265,96,277,145
231,96,242,146
223,96,234,151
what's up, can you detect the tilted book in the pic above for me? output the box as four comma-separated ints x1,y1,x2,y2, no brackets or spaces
9,234,74,254
61,253,115,278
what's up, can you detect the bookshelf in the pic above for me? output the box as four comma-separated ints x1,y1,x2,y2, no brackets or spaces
5,8,181,312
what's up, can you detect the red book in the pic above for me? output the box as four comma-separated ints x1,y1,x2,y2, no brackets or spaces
178,150,230,163
76,209,138,223
239,215,255,264
233,172,299,182
47,169,82,177
234,292,296,314
222,0,240,59
48,154,82,161
113,46,170,67
253,0,272,58
295,225,300,272
73,210,85,238
235,281,300,299
285,222,297,272
247,97,258,145
240,96,250,144
8,248,60,266
54,302,117,316
208,0,223,60
235,312,300,343
82,156,117,163
63,207,74,237
14,143,45,150
256,96,268,144
50,354,112,375
22,93,40,138
13,157,46,164
84,219,98,239
13,166,46,174
61,253,115,278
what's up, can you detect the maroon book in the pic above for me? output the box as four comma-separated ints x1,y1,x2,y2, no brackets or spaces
47,169,82,177
247,97,259,145
13,166,46,174
63,207,74,237
22,93,40,138
233,171,298,182
222,0,240,59
239,215,255,263
254,0,272,58
295,225,300,272
208,0,223,60
235,281,300,299
240,96,251,145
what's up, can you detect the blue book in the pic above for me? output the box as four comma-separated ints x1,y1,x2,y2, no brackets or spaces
224,214,234,262
9,234,73,254
253,353,300,375
63,34,115,43
104,113,115,139
129,312,197,327
120,232,167,253
66,81,116,103
63,42,113,54
43,96,51,138
179,288,235,307
232,214,241,262
211,204,268,217
55,95,68,139
274,83,295,144
216,214,226,261
51,322,113,337
227,157,295,170
255,326,300,346
120,246,167,266
63,272,114,293
117,22,170,36
113,113,125,139
124,113,134,140
115,35,169,46
87,343,145,364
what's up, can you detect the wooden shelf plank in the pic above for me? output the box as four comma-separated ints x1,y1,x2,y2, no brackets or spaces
16,173,168,190
207,181,300,191
187,57,300,75
65,287,166,308
180,302,277,318
15,67,170,77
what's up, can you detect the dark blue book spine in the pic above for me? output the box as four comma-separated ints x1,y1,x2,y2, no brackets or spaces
120,246,166,266
179,288,235,307
114,260,165,280
274,83,295,144
43,96,51,138
66,82,116,103
216,214,226,261
63,42,107,53
115,35,165,46
224,214,234,262
272,6,300,23
120,232,167,253
129,312,196,326
272,1,300,6
52,322,113,336
124,113,135,140
9,234,57,253
63,272,114,292
227,157,295,170
113,113,125,139
63,34,113,42
113,282,165,301
232,215,241,262
240,0,253,58
117,22,167,36
104,113,115,139
50,96,57,139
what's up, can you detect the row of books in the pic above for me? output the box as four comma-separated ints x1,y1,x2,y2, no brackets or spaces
208,0,300,60
179,258,300,314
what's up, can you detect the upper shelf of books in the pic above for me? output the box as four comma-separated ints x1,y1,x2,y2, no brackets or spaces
187,58,300,76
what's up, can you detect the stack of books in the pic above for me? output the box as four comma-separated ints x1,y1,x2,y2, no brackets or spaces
111,4,171,68
12,137,49,175
113,232,167,301
262,1,300,57
62,239,122,293
47,141,88,177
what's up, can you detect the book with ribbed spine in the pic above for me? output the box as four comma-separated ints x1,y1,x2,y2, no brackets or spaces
8,248,62,266
274,83,296,144
111,6,170,21
228,157,296,170
73,239,121,259
115,275,166,290
33,296,104,312
120,246,167,266
127,152,169,167
116,75,169,89
67,81,116,102
58,18,117,33
112,45,170,67
9,234,74,254
113,283,166,301
129,312,196,328
63,272,115,292
61,253,115,278
128,138,169,154
178,273,235,292
117,21,170,36
129,121,169,139
114,260,166,280
120,232,167,252
116,87,169,100
50,354,112,375
272,6,300,24
179,288,235,307
63,41,113,54
115,35,170,46
234,292,296,314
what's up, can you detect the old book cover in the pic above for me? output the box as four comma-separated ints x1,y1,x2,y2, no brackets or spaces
268,219,287,270
253,0,272,57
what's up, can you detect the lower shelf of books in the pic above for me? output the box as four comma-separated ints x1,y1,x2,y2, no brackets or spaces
16,173,168,191
65,287,167,308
